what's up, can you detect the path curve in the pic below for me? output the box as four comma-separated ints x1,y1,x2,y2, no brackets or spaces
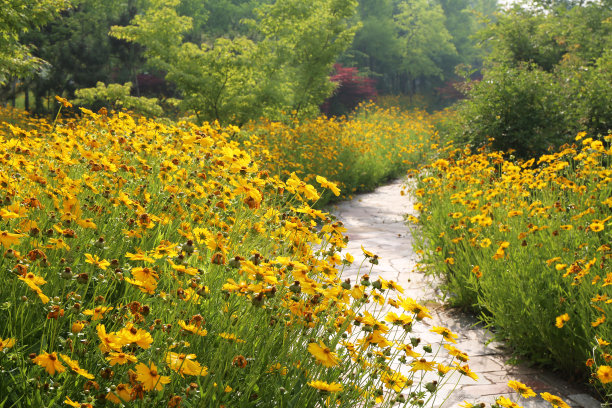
330,180,600,408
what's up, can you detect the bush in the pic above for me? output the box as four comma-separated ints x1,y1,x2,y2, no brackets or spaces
455,2,612,159
457,64,569,157
73,82,164,117
243,103,436,205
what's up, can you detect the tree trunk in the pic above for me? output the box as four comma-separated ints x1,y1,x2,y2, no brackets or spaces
24,85,29,111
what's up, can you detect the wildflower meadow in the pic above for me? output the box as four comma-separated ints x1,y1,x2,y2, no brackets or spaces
2,0,611,406
0,102,484,407
409,134,612,401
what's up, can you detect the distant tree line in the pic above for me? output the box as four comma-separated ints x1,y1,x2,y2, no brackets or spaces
0,0,500,122
3,0,609,140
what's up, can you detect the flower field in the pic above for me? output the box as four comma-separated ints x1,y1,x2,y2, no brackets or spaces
409,134,612,400
243,103,436,205
0,103,485,407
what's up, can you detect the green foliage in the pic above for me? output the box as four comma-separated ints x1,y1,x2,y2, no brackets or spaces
457,64,567,156
342,0,498,102
6,0,152,113
394,0,457,90
0,0,71,84
456,1,612,157
111,0,358,124
73,82,164,117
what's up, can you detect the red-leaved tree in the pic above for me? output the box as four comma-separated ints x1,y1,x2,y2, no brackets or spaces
321,64,377,116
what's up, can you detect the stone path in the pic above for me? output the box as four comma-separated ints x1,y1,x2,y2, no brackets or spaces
330,180,601,408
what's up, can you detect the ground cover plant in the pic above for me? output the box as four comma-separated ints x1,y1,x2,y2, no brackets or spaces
243,103,436,206
408,133,612,401
0,102,482,407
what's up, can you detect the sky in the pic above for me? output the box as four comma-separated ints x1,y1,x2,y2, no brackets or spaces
498,0,522,6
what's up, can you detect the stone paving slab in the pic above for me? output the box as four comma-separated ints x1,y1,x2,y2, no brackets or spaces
329,180,602,408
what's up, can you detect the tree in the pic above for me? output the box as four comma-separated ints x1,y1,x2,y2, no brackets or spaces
321,64,377,116
0,0,71,84
393,0,457,96
111,0,358,124
346,0,400,93
457,0,612,157
340,0,498,104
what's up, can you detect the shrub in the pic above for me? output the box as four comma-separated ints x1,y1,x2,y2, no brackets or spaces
456,63,569,157
455,2,612,159
73,81,164,117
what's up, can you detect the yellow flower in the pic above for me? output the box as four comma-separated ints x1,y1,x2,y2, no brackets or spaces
84,253,110,270
130,267,159,284
125,251,155,263
135,362,171,391
507,380,536,398
307,380,343,392
400,297,432,320
480,238,492,248
540,392,570,408
454,363,478,380
555,313,570,328
396,343,420,358
96,324,122,352
55,95,72,108
361,245,375,258
410,358,435,372
431,326,458,343
105,383,132,404
18,272,47,287
106,352,138,366
496,396,523,408
444,344,469,362
166,352,208,376
597,365,612,384
0,230,23,248
32,352,66,375
64,397,80,407
218,332,245,343
71,321,85,334
83,306,113,321
116,323,153,349
589,220,605,232
0,337,16,351
351,285,364,299
385,312,413,326
316,175,341,196
380,370,408,392
0,209,21,219
178,320,208,336
308,340,339,367
60,354,94,379
76,218,97,229
437,363,452,375
592,315,606,327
